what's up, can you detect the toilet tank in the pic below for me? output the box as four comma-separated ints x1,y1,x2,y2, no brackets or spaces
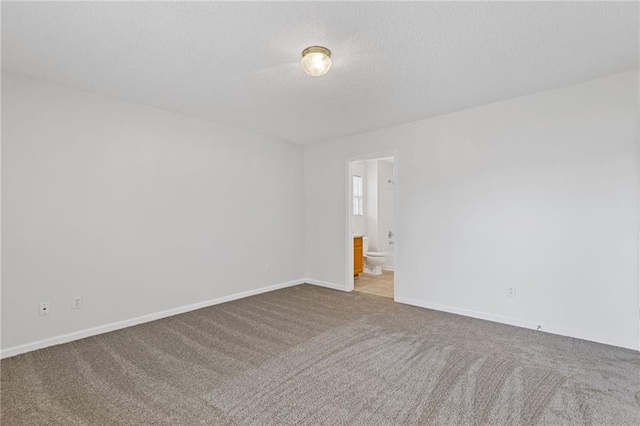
362,236,369,253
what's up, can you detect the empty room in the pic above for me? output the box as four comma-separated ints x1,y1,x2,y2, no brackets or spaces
1,1,639,425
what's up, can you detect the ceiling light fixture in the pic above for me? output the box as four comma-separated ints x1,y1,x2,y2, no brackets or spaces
301,46,332,77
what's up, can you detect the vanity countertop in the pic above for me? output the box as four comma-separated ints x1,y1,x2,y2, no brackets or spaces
353,235,364,238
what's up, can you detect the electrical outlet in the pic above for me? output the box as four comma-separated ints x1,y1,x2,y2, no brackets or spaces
72,296,82,309
507,287,516,297
39,301,50,316
266,264,271,273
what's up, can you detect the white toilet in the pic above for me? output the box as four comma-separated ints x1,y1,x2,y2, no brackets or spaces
362,237,386,275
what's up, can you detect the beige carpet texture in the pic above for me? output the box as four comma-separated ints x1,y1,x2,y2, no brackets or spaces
1,284,639,425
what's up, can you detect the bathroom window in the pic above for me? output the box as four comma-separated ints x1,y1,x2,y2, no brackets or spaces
353,175,363,216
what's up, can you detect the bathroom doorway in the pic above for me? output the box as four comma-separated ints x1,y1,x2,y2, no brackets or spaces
346,152,397,299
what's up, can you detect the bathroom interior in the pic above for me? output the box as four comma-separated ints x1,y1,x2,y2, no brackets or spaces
351,157,395,298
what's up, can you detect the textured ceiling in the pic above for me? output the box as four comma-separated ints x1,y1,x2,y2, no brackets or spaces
2,2,638,144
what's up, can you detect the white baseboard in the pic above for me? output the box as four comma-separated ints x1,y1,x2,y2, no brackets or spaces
382,266,394,272
395,296,638,351
304,278,347,291
1,278,306,359
6,282,633,358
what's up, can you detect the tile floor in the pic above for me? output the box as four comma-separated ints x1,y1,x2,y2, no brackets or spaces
354,270,394,298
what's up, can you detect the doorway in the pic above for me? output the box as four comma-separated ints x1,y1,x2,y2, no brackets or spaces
346,152,397,299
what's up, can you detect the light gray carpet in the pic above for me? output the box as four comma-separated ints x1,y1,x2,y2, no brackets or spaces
1,284,639,425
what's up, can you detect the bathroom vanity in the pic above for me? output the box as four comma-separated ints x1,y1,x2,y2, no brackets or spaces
354,236,363,276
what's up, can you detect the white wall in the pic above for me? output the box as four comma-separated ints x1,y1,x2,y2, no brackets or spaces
377,160,395,256
3,70,638,354
1,72,305,352
305,71,639,350
364,160,379,250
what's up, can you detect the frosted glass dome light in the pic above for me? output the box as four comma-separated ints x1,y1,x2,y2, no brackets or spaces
301,46,332,77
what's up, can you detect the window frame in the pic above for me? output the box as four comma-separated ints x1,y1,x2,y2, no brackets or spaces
353,175,364,216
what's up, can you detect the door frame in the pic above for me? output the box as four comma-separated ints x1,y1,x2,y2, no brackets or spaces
345,150,398,298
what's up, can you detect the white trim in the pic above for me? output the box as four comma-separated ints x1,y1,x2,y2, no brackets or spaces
304,278,347,292
346,161,355,291
382,266,395,272
396,296,638,351
1,278,305,359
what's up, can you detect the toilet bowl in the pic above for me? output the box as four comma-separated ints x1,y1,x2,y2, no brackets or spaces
363,237,386,275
